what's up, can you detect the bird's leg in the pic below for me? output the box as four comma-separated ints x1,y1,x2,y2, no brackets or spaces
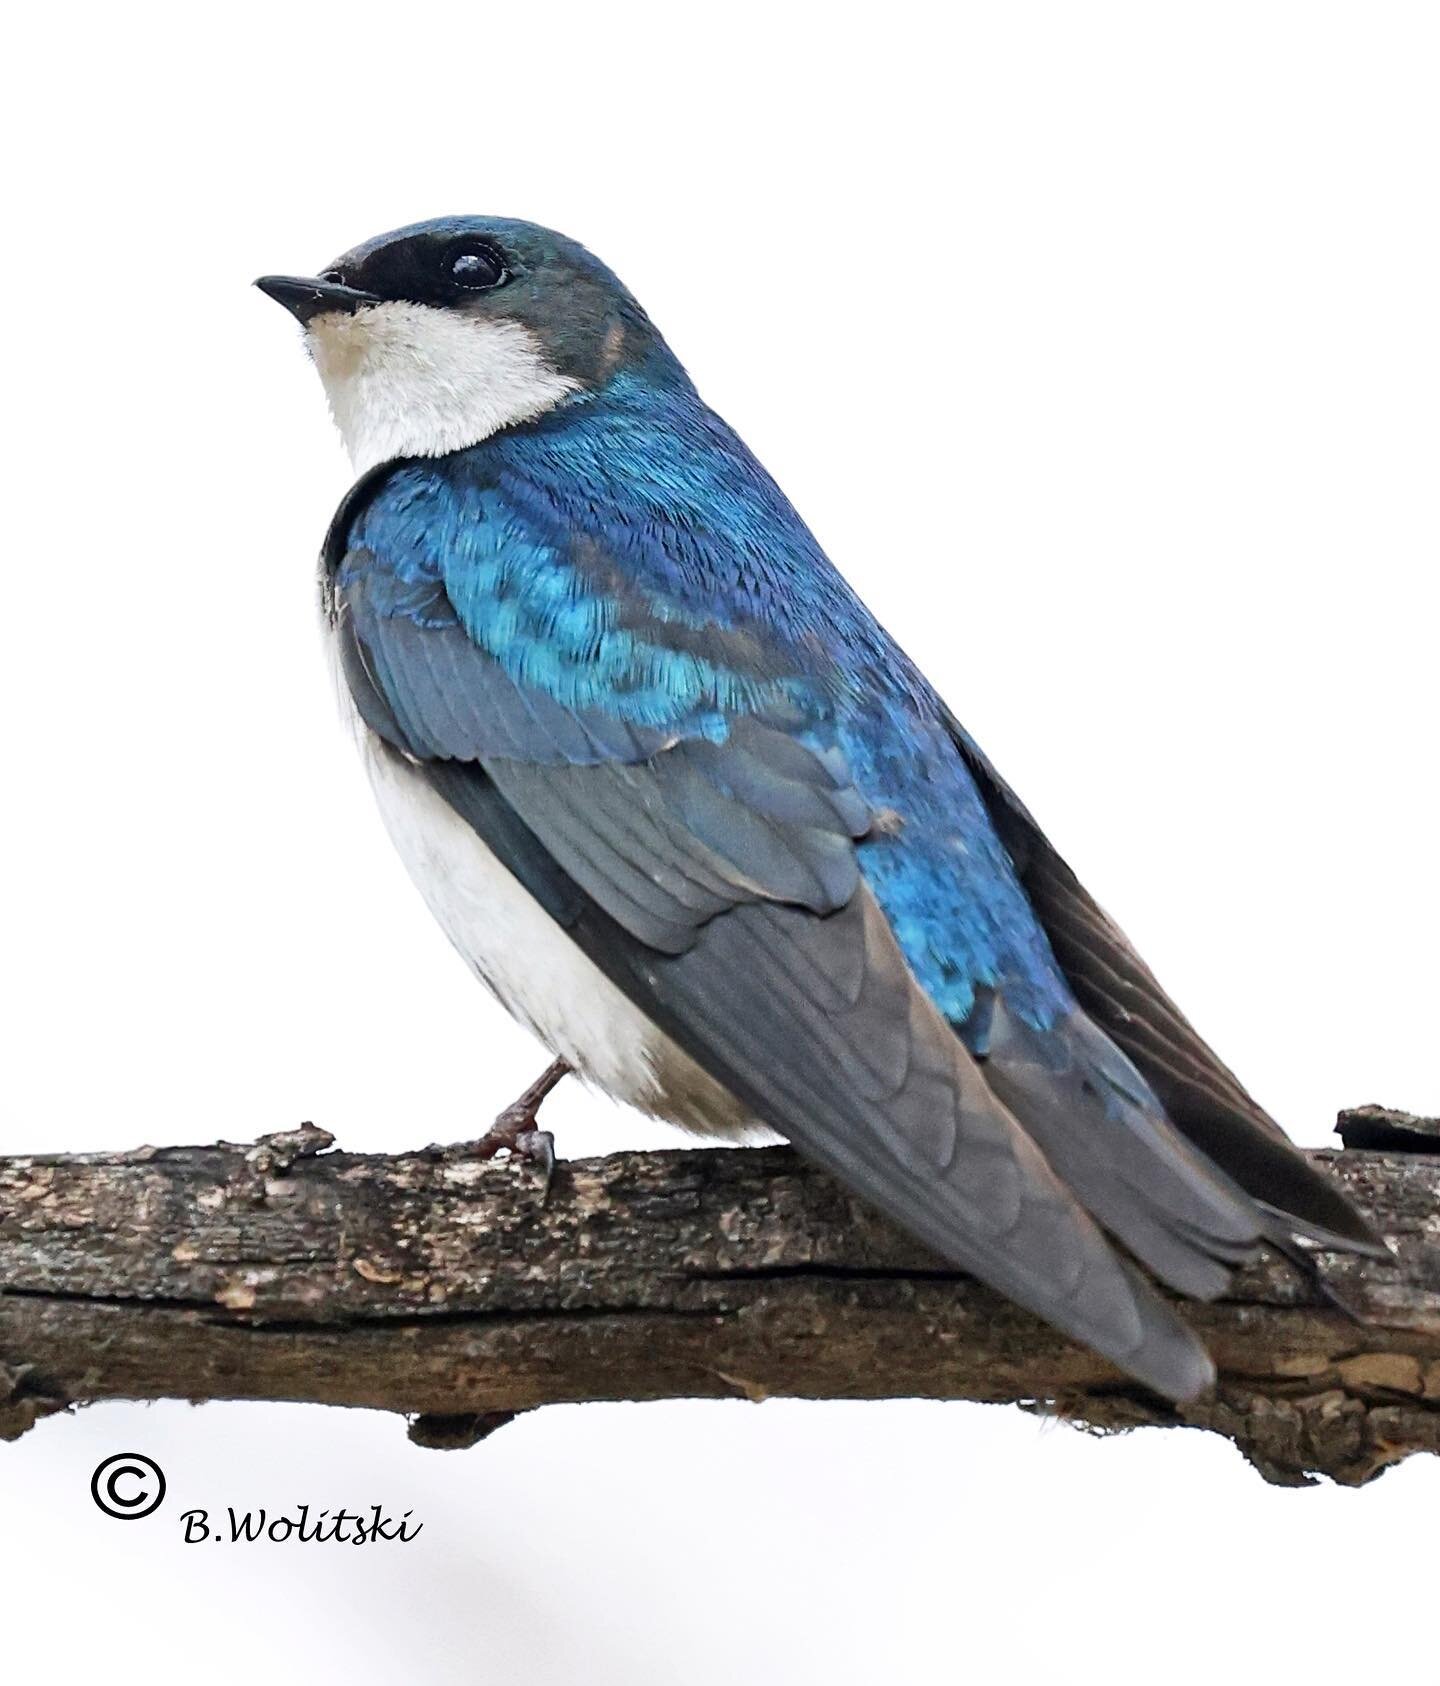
469,1058,571,1199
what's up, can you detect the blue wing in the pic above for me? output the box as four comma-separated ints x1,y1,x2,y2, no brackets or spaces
324,382,1368,1397
333,404,1073,1022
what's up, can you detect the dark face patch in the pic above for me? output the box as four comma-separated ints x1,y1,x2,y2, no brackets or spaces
324,230,510,310
321,217,680,391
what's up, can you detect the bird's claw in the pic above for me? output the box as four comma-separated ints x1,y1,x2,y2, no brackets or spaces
508,1123,557,1204
471,1105,558,1204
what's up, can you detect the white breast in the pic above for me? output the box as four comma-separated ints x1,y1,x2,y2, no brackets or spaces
347,693,760,1139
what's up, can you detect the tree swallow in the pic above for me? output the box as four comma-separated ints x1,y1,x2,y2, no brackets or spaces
257,218,1382,1402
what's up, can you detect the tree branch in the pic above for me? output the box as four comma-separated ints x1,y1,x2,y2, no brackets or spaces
1,1108,1436,1485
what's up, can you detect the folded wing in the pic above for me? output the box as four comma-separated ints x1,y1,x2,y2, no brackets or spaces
326,451,1379,1406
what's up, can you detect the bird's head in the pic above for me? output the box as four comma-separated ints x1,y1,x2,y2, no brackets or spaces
256,217,678,475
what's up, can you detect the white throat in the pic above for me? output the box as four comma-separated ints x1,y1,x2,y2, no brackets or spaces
306,301,580,475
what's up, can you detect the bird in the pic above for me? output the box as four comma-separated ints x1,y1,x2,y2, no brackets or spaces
256,217,1384,1404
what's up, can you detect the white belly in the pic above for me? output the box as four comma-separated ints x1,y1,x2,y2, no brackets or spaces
355,717,759,1139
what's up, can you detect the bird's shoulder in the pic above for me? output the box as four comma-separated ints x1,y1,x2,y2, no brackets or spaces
325,384,873,756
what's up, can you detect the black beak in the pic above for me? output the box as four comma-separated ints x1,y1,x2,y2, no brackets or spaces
254,274,379,326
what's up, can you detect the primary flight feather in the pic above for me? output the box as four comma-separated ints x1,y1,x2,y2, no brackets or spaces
258,218,1382,1403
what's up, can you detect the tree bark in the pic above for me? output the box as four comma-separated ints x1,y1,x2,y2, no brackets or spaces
1,1107,1436,1486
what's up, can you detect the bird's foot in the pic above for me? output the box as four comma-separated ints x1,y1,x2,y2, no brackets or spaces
468,1059,571,1203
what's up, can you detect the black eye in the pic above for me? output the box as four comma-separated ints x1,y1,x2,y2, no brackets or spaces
446,244,508,291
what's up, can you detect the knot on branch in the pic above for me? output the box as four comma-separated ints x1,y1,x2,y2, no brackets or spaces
0,1362,67,1444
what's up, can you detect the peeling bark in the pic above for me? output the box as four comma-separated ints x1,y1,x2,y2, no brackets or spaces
1,1110,1436,1485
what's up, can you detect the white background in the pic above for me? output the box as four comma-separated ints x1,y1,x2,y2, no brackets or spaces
3,3,1437,1681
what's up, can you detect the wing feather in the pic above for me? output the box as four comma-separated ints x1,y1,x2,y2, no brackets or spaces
946,715,1386,1253
474,746,1219,1399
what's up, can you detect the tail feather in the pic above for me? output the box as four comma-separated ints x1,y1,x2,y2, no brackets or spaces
979,997,1270,1299
945,711,1387,1262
